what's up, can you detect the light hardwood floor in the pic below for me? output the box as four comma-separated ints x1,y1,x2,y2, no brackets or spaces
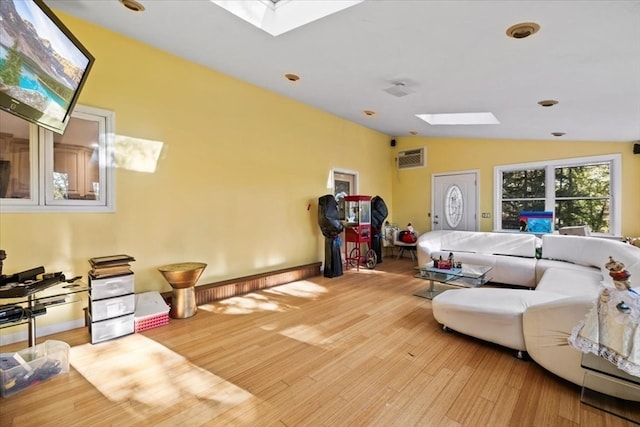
0,257,636,427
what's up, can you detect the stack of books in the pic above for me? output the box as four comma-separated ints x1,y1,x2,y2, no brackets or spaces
89,254,135,278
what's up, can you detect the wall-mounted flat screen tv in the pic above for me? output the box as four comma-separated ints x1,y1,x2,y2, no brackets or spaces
0,0,94,134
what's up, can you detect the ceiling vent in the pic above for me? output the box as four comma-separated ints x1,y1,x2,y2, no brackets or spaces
397,147,425,169
384,82,411,97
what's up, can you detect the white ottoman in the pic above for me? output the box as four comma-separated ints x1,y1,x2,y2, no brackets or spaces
432,288,564,355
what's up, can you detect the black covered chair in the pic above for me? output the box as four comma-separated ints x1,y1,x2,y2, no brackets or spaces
318,195,344,277
371,196,388,264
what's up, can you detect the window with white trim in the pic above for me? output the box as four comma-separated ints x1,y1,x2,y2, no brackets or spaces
0,105,115,212
494,154,621,235
332,169,359,221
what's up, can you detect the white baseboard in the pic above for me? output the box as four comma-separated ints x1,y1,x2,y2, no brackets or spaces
0,319,85,346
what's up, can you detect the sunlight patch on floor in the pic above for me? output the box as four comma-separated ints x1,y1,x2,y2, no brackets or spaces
201,292,284,315
70,334,258,422
277,324,327,346
263,280,328,298
200,280,328,315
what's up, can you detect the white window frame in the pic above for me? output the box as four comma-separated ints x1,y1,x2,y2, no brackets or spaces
493,154,621,236
330,168,359,221
330,168,359,196
0,105,115,213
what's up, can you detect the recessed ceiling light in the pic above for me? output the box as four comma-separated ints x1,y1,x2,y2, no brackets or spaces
538,99,559,107
284,73,300,82
506,22,540,39
120,0,145,12
416,112,499,125
363,110,376,116
551,132,566,137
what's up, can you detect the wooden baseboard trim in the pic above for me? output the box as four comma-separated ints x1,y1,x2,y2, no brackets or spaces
161,262,322,305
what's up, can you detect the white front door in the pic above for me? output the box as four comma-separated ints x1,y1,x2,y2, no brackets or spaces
432,172,478,231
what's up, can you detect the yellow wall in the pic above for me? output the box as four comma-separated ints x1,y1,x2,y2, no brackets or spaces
2,12,639,334
392,137,640,237
0,12,393,330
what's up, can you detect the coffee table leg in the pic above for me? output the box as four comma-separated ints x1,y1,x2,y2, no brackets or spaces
424,277,447,300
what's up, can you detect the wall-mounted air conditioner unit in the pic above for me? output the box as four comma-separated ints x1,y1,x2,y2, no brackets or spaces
397,147,425,169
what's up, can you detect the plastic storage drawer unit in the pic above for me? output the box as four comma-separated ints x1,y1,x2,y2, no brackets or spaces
89,273,134,300
89,293,135,322
89,313,135,344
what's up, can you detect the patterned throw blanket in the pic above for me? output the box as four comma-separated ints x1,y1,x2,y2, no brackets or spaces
568,286,640,378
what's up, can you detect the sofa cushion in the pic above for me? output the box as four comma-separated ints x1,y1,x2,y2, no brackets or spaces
440,231,538,258
535,258,600,284
523,296,595,387
541,235,640,287
493,255,538,288
432,288,566,351
430,251,537,288
536,267,603,298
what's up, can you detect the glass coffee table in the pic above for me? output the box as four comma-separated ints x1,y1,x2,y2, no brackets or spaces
414,264,493,300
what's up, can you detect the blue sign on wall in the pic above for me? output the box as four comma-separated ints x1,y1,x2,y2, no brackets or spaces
519,211,554,233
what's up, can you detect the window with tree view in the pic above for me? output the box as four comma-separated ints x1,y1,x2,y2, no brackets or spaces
496,155,620,235
555,164,610,232
501,168,546,230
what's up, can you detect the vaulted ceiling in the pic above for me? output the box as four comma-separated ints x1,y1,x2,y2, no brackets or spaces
46,0,640,142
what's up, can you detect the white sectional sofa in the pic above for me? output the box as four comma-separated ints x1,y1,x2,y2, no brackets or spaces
416,230,640,398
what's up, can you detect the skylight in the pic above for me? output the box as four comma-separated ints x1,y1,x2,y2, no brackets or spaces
415,112,500,125
211,0,363,36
